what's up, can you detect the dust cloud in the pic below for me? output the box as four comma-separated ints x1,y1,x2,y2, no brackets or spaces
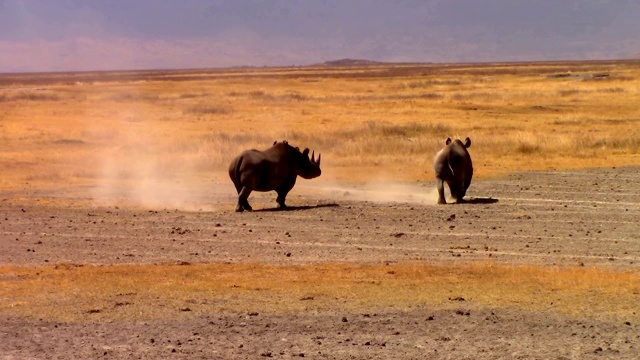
87,120,439,210
91,155,219,211
88,121,229,211
302,180,440,206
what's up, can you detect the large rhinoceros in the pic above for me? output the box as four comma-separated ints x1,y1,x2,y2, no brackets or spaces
228,140,322,212
433,137,473,204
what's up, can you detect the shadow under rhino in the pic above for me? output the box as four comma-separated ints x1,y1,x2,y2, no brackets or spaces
461,197,499,205
254,203,340,212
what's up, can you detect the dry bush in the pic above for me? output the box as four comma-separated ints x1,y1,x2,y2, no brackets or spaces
557,89,587,97
551,118,584,126
397,79,463,89
183,103,233,115
105,92,162,103
178,92,208,99
450,91,502,102
261,91,310,102
0,92,61,102
597,87,625,93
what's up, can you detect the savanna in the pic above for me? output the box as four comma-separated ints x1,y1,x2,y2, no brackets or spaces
1,60,640,359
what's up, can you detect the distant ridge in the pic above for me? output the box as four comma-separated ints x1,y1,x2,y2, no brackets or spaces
320,58,384,67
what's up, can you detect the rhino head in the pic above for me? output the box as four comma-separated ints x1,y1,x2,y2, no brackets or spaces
298,148,322,179
446,137,471,148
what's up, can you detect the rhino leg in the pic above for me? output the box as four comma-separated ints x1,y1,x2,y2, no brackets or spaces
453,183,466,204
276,190,289,208
276,179,296,209
436,178,447,205
236,187,253,212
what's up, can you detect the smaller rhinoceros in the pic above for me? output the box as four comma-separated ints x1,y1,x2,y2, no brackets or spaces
433,137,473,204
228,140,322,212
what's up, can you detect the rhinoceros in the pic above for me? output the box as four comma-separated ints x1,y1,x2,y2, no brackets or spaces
433,137,473,204
228,140,322,212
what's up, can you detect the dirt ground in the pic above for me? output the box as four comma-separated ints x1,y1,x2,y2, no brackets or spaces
1,167,640,359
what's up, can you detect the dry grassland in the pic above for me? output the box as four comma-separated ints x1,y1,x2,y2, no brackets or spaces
2,263,639,322
1,60,639,191
2,61,640,330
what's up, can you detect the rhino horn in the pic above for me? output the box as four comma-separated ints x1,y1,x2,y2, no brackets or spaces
317,153,321,166
311,150,315,162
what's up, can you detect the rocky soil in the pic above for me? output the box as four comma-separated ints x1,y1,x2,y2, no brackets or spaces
1,167,639,359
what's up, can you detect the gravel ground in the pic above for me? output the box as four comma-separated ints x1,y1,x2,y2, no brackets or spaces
1,167,639,359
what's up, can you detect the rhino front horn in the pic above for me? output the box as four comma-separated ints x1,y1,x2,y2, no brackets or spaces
311,151,315,162
317,153,321,166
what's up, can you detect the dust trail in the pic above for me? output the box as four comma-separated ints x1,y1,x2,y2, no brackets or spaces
300,181,441,205
93,175,220,211
88,120,226,211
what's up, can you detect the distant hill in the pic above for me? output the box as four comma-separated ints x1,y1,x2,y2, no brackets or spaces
320,58,384,67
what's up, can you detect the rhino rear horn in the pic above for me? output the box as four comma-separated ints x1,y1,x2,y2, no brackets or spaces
311,150,315,162
317,153,321,166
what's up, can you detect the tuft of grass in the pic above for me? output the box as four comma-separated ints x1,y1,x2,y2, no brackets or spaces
415,92,444,99
183,104,232,115
597,87,625,93
360,121,450,138
0,93,60,101
575,132,640,151
515,142,540,154
551,118,583,126
558,89,589,97
105,92,161,103
398,79,463,89
178,92,208,99
450,91,502,102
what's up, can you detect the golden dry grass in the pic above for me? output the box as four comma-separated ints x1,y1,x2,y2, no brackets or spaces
1,263,638,322
2,61,640,322
1,60,639,191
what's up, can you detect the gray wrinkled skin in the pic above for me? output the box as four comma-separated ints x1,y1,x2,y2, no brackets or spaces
433,137,473,204
229,140,322,212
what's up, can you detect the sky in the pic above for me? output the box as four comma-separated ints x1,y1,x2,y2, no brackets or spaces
1,0,639,72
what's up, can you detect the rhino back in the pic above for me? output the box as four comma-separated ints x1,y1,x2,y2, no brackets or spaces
434,144,472,180
238,147,297,191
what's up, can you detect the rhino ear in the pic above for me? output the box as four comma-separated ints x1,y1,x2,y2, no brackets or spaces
273,140,277,145
303,148,310,156
446,138,452,145
464,137,471,148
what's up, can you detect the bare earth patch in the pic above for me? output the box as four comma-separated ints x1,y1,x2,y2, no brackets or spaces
1,167,640,359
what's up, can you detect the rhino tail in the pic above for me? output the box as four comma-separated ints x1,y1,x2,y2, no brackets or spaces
447,155,456,177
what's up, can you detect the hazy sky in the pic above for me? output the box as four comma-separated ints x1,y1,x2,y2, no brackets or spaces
2,0,639,72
